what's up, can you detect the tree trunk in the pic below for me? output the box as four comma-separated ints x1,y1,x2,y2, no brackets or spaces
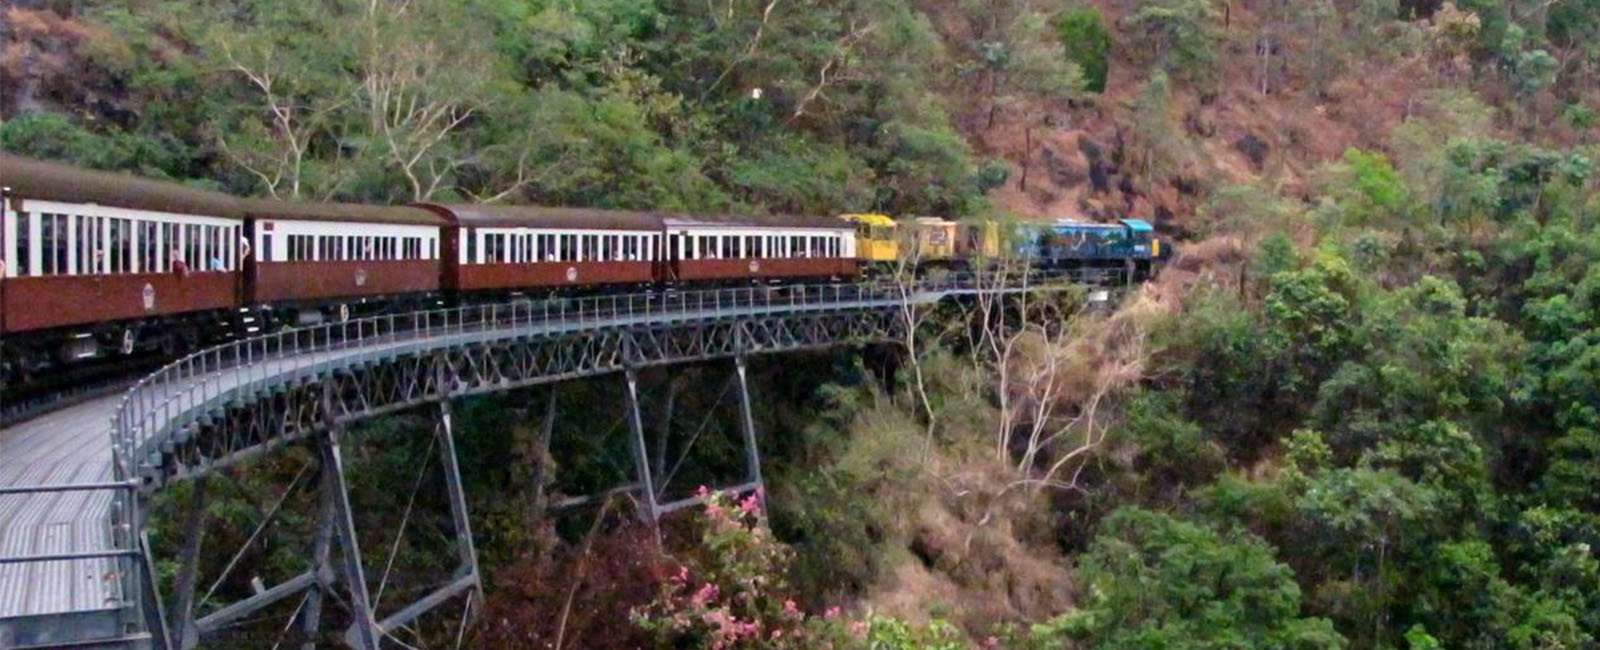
1021,126,1032,191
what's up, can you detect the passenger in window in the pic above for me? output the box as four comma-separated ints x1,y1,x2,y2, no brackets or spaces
211,254,226,271
171,247,188,277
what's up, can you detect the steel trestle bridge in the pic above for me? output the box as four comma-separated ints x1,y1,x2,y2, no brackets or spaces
0,271,1115,649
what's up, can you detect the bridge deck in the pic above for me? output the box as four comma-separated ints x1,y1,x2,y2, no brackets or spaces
0,395,119,619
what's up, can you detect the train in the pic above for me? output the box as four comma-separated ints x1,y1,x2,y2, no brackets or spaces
0,154,1168,391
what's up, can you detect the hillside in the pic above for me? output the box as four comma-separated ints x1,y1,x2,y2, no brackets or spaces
9,1,1600,649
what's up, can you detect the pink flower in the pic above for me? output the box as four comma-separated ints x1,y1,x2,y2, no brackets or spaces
849,620,869,638
673,566,690,584
983,635,1000,648
783,599,800,616
739,492,762,515
735,620,760,639
695,485,712,498
691,582,719,607
824,606,842,619
772,629,784,639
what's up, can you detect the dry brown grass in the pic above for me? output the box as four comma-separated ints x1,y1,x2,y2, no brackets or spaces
862,450,1074,636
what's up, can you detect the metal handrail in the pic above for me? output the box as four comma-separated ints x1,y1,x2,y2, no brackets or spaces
107,269,1110,477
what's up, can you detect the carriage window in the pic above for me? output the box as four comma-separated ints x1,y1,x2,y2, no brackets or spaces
262,234,274,263
139,221,158,272
209,226,224,270
601,235,615,261
161,223,176,269
14,211,31,276
75,216,94,274
39,214,58,274
110,219,129,273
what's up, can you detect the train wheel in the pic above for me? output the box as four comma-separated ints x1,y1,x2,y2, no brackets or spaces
120,329,137,355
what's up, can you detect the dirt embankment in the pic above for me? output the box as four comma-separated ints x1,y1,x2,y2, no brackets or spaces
967,1,1452,235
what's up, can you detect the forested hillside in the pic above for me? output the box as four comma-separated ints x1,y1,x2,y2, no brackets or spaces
12,0,1600,648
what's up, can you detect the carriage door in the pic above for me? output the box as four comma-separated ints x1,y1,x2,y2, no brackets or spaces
0,193,10,330
666,229,682,282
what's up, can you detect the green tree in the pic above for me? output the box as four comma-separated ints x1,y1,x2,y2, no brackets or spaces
1058,8,1111,93
1033,508,1345,650
1293,468,1440,647
1261,251,1363,394
1122,0,1222,86
1132,71,1178,178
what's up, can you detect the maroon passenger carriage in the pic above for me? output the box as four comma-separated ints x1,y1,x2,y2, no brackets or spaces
664,214,856,283
420,204,661,293
0,154,245,374
240,199,445,326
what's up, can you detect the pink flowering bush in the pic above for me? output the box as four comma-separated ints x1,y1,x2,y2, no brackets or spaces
633,486,818,649
632,486,973,650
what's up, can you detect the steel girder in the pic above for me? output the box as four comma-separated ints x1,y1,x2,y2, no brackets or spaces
144,306,903,491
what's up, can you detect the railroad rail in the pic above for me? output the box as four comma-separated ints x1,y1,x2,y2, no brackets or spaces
0,270,1114,649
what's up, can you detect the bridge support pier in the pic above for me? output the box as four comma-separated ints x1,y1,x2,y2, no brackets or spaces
624,368,661,524
733,355,764,504
319,426,382,650
349,400,483,646
172,476,208,649
300,469,337,650
646,357,766,518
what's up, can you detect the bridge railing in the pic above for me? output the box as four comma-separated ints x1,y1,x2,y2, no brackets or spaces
109,269,1114,479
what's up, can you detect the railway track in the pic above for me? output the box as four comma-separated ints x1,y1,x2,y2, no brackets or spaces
0,355,163,429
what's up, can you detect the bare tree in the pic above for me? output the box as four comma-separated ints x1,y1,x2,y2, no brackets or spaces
357,1,495,201
961,241,1157,495
211,22,348,199
889,227,941,458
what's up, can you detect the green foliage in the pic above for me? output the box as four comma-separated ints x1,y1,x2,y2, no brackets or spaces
1057,8,1112,93
1261,252,1363,392
1122,0,1221,86
26,0,1046,215
1327,148,1411,226
1034,508,1345,650
1514,49,1560,97
1132,71,1179,177
1563,104,1596,129
1540,429,1600,511
1125,391,1223,494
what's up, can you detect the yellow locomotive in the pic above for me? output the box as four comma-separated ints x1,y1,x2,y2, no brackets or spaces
840,213,1000,266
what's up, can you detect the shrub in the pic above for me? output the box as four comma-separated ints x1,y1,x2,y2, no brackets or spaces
1058,9,1112,93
